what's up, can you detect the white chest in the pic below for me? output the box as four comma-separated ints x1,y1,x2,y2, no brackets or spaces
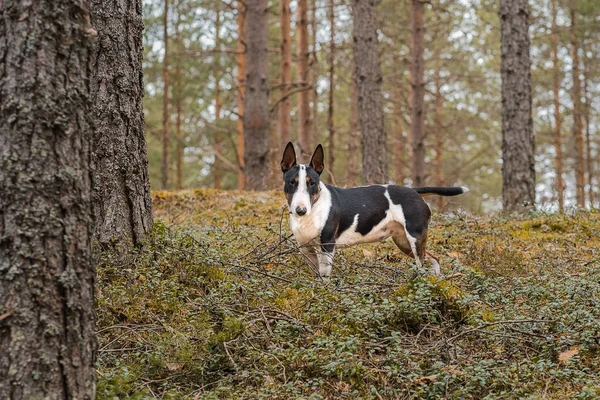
289,183,332,245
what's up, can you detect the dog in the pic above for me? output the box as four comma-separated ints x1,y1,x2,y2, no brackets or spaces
280,142,468,278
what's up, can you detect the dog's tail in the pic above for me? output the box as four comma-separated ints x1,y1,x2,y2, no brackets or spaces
413,186,469,197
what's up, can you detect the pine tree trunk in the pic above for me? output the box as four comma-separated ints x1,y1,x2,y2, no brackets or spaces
582,45,593,207
162,0,170,189
410,0,426,187
434,64,445,211
499,0,535,212
570,2,585,208
297,0,312,156
244,0,271,190
214,9,223,190
280,0,293,149
237,1,247,189
392,53,405,185
327,0,335,171
0,2,96,398
311,0,319,146
91,0,154,248
551,0,564,212
346,68,360,186
352,0,387,184
175,13,184,190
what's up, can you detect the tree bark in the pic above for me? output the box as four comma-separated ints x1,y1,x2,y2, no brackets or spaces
582,43,593,208
237,1,247,190
297,0,312,155
91,0,154,249
162,0,170,189
311,0,319,146
352,0,387,184
244,0,271,190
280,0,293,149
214,9,223,189
434,64,445,211
346,67,361,187
499,0,535,212
570,1,585,208
392,52,406,186
0,2,96,399
175,12,184,190
551,0,564,212
327,0,336,171
410,0,426,187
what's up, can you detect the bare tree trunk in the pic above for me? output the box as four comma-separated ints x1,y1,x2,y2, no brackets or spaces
346,69,360,186
352,0,387,184
214,9,223,189
280,0,293,148
0,2,96,398
311,0,320,146
91,0,154,248
570,1,585,208
551,0,564,212
327,0,336,170
162,0,170,189
244,0,271,190
392,52,406,185
582,44,593,207
499,0,535,212
434,64,445,211
297,0,312,155
410,0,426,187
175,12,184,190
237,1,247,189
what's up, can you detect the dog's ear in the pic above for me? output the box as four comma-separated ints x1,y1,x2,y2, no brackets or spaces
281,142,297,173
309,144,324,175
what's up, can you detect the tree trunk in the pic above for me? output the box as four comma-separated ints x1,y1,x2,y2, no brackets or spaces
327,0,335,171
570,2,585,208
551,0,564,212
280,0,293,149
244,0,271,190
392,52,405,186
499,0,535,211
434,64,445,211
175,12,184,190
352,0,387,184
162,0,170,189
297,0,312,155
311,0,319,146
410,0,426,187
91,0,154,248
237,1,247,190
346,68,361,187
582,43,593,207
0,2,96,399
214,9,223,189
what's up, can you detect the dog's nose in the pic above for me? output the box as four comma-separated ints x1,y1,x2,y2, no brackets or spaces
296,206,307,216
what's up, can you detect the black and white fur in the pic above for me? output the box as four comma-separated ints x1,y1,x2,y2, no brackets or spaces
281,142,469,278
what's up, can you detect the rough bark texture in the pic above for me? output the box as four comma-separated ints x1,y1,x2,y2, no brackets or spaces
0,2,96,398
91,0,153,248
243,0,270,190
162,0,170,189
236,1,247,190
175,14,184,190
310,0,319,147
352,0,387,184
297,0,312,156
551,0,564,212
570,2,585,208
410,0,426,187
214,9,223,189
499,0,535,212
392,52,405,186
279,0,292,149
346,68,360,187
327,0,335,170
582,45,593,208
434,65,445,211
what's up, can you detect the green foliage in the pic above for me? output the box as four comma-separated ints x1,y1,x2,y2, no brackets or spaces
97,191,600,398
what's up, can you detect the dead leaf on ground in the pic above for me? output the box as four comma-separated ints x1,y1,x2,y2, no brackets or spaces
558,347,579,363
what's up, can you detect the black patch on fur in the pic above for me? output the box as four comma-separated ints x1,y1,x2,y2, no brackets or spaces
282,165,322,208
387,185,431,239
413,186,465,196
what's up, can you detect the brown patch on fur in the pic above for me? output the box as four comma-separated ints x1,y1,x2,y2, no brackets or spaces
310,184,321,205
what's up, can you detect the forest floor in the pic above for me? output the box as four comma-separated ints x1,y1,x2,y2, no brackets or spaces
96,189,600,399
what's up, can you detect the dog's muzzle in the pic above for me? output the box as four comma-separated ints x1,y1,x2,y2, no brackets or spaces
295,206,307,216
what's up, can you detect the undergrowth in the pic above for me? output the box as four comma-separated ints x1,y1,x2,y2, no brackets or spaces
96,189,600,399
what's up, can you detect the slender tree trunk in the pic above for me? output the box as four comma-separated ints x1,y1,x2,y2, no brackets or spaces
214,9,223,189
311,0,320,146
91,0,154,248
434,65,445,211
346,69,360,186
582,44,593,207
551,0,564,212
0,2,96,398
237,1,247,189
499,0,535,211
297,0,312,155
244,0,271,190
352,0,387,184
570,3,585,208
280,0,293,148
410,0,426,187
162,0,170,189
327,0,336,170
175,13,184,190
392,53,405,185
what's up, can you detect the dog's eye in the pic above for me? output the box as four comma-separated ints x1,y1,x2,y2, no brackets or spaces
289,180,296,186
309,181,316,187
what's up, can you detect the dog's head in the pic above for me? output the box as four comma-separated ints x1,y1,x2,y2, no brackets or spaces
281,143,324,217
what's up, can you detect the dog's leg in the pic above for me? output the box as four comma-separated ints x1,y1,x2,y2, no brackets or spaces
317,248,335,279
416,231,439,276
426,250,441,276
299,245,318,270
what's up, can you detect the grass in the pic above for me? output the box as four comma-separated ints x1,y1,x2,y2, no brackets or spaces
96,189,600,399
